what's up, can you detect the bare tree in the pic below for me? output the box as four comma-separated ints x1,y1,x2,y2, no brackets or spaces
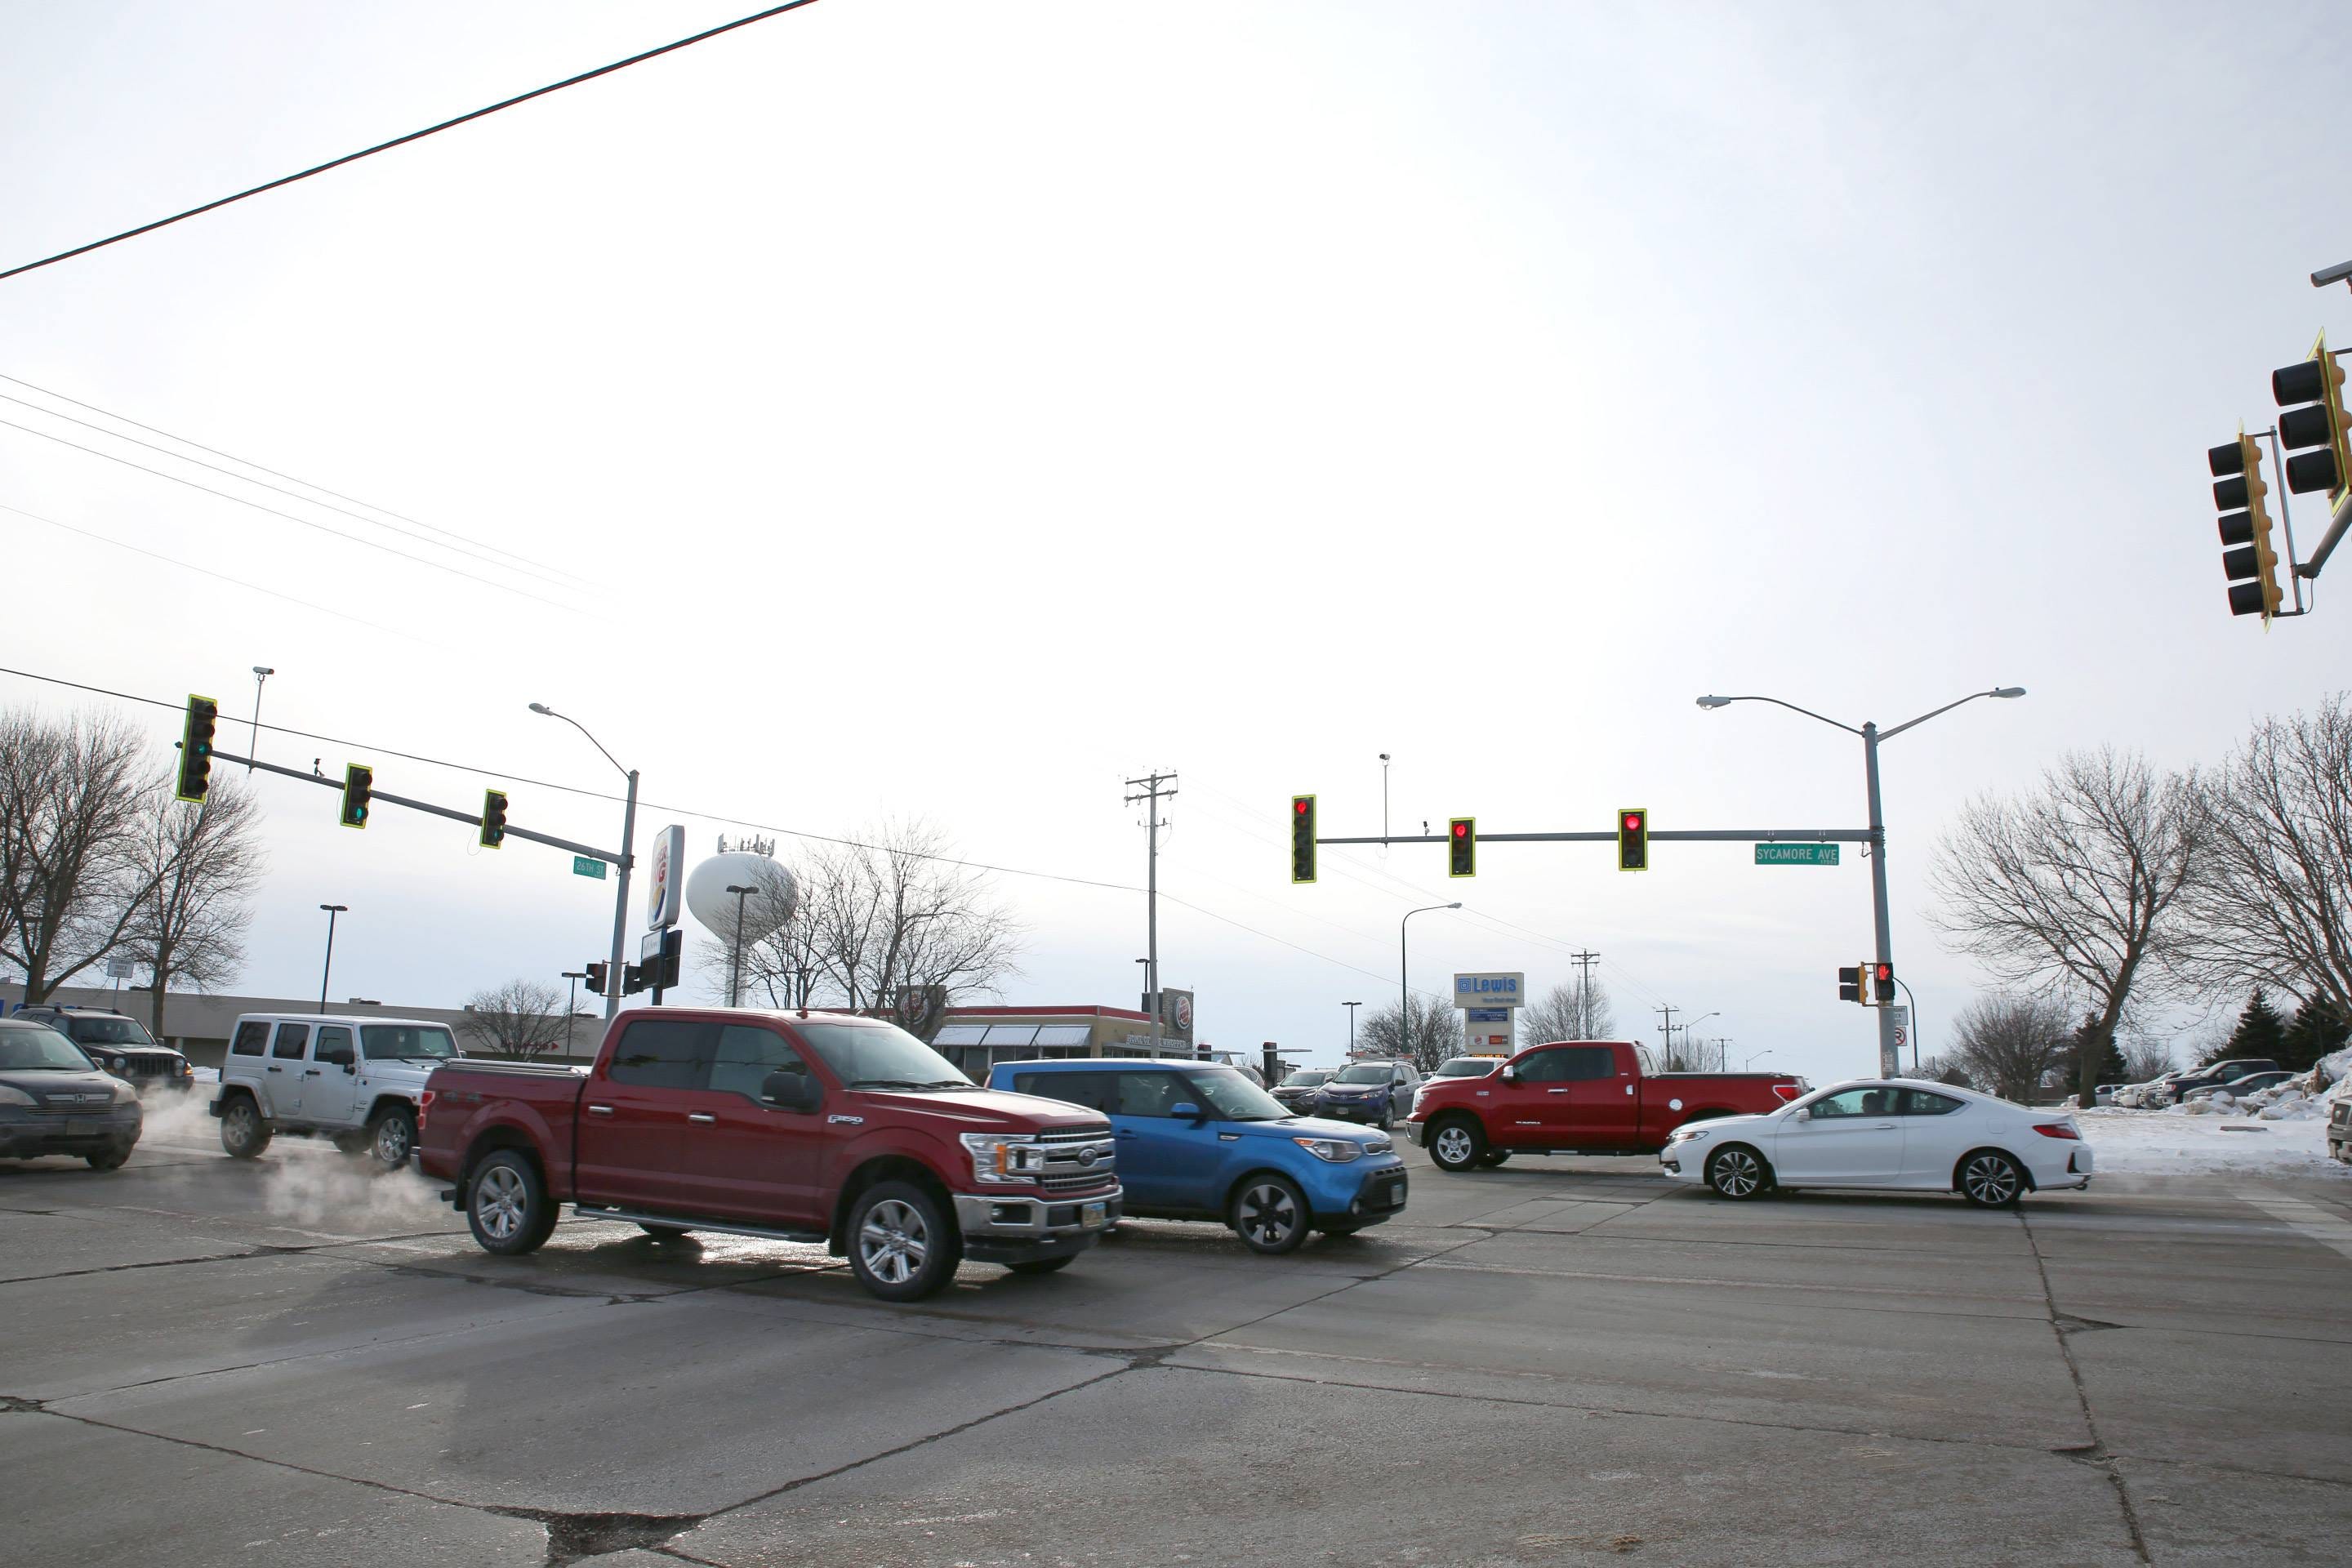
1519,977,1615,1044
0,710,155,1000
460,979,567,1059
2180,694,2352,1019
735,821,1021,1013
2118,1036,2176,1085
125,778,265,1038
1948,993,2074,1102
1357,992,1459,1073
1928,746,2203,1116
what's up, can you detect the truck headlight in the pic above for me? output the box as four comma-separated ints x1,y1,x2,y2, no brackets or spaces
1292,1137,1362,1163
960,1132,1047,1184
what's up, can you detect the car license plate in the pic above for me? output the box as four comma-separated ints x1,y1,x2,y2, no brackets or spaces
1082,1201,1107,1229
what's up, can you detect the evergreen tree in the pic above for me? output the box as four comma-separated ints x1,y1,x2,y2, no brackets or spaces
2068,1012,2128,1085
2212,988,2288,1064
2278,995,2350,1073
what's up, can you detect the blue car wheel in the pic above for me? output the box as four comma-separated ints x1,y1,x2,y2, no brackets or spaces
1230,1174,1309,1255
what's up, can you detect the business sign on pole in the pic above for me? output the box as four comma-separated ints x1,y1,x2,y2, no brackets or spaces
645,824,685,931
1451,973,1526,1009
1160,988,1195,1039
1463,1005,1515,1054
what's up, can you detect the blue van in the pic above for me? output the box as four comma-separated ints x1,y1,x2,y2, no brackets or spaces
987,1057,1408,1254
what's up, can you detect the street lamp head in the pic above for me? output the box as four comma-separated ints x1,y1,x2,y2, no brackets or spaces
1992,686,2026,699
1446,902,1463,910
528,702,555,716
1695,695,1733,710
1379,753,1390,761
725,884,755,895
319,903,347,913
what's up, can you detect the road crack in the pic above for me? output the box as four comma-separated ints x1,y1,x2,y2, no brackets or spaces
2018,1209,2151,1563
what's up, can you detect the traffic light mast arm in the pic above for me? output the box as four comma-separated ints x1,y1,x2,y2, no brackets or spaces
203,745,623,864
2300,488,2352,580
1315,826,1875,844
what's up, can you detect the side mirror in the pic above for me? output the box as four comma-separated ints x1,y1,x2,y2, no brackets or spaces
341,1061,357,1075
1167,1102,1203,1123
761,1071,821,1111
1499,1067,1518,1084
1792,1107,1811,1123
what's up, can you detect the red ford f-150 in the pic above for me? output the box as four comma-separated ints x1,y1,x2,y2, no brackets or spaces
1408,1040,1808,1171
416,1008,1121,1300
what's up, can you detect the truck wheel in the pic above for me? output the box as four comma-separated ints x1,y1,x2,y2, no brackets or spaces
1706,1145,1771,1200
1006,1255,1074,1276
219,1097,272,1160
1428,1117,1487,1173
847,1181,962,1302
1230,1174,1310,1254
368,1106,416,1172
86,1141,134,1171
467,1151,555,1255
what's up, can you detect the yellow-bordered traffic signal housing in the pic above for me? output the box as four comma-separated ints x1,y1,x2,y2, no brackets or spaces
2209,429,2283,622
479,789,509,849
1838,964,1864,1004
1617,808,1649,871
2273,332,2352,506
340,764,374,829
176,694,219,803
1448,817,1476,877
1290,795,1316,884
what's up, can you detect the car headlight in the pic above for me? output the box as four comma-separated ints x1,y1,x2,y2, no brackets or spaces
0,1084,33,1107
1668,1125,1713,1144
1292,1136,1363,1163
960,1132,1048,1184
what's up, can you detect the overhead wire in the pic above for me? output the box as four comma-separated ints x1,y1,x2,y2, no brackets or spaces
0,1,828,283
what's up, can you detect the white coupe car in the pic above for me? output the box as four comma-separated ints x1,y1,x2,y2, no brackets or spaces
1659,1078,2092,1206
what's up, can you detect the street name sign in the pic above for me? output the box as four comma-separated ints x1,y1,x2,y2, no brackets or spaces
573,856,607,880
1754,844,1839,866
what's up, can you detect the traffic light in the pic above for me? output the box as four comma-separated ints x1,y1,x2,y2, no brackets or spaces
2272,332,2351,501
339,764,374,829
479,789,509,849
1448,817,1476,878
1873,960,1895,1004
1617,808,1648,871
622,961,649,996
1838,964,1865,1004
175,694,219,803
1290,795,1316,884
2209,430,2283,622
584,960,609,998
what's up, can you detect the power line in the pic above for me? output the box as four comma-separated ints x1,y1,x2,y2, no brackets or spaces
2,502,423,643
0,1,828,283
0,371,592,586
0,416,580,612
0,390,587,594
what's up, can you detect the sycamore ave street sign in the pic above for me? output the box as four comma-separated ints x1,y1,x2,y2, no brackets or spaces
1754,844,1840,866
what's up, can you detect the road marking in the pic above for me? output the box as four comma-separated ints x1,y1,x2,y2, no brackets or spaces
2235,1192,2352,1262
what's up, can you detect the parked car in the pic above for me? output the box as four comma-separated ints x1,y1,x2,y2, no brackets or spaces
11,1004,195,1092
1659,1079,2092,1206
1410,1040,1809,1171
2162,1059,2286,1106
0,1017,143,1169
418,1008,1121,1300
1270,1068,1334,1114
211,1013,462,1170
2179,1071,2296,1103
2113,1070,2195,1109
1312,1059,1421,1129
2329,1098,2351,1165
991,1057,1407,1254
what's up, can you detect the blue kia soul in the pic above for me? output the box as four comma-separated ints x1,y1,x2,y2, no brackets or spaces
988,1058,1409,1254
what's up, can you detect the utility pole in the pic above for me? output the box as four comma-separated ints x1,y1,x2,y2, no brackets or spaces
1655,1003,1678,1067
1125,770,1178,1056
1570,948,1600,1033
561,971,586,1057
1344,1000,1361,1058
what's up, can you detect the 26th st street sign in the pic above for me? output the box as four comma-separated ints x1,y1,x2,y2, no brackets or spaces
1754,843,1840,866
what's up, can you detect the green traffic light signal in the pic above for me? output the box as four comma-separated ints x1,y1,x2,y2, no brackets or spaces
340,764,374,829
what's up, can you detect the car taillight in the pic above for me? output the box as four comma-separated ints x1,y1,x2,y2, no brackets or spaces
417,1088,434,1129
2032,1122,2080,1140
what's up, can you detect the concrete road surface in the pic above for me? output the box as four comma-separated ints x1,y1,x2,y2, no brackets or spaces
4,1112,2347,1566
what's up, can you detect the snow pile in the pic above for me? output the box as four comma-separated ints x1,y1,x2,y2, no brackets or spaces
2077,1106,2344,1175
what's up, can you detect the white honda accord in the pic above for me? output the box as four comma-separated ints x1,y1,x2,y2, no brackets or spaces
1659,1078,2092,1206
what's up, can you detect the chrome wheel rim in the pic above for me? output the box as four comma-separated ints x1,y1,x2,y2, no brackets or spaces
223,1104,253,1148
1712,1150,1762,1197
1964,1156,2018,1204
858,1199,929,1285
475,1165,526,1241
1238,1183,1299,1246
1433,1126,1475,1166
375,1116,410,1165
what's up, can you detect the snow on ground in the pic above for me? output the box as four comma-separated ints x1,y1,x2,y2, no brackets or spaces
2078,1107,2345,1177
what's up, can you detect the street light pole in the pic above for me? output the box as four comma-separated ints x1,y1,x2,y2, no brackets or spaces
531,704,638,1020
1747,1048,1773,1071
561,971,586,1057
1698,686,2025,1076
1401,903,1459,1065
725,884,755,1007
317,904,347,1011
1344,1000,1361,1058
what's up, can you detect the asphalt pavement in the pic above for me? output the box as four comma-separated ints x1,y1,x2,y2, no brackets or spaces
5,1108,2348,1566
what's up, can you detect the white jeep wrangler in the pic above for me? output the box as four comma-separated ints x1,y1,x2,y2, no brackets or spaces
211,1013,462,1170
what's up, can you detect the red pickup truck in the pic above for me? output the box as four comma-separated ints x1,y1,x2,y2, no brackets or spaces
416,1008,1121,1300
1408,1040,1807,1171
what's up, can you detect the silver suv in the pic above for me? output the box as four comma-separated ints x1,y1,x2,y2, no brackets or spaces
211,1013,463,1169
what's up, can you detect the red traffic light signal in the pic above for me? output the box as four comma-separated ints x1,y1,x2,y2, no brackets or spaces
1448,817,1475,878
1290,795,1316,884
1618,808,1648,872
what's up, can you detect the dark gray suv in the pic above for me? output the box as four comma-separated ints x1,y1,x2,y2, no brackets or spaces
0,1018,144,1169
12,1005,195,1091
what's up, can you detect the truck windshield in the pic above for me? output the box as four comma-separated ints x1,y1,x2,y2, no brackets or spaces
795,1022,972,1089
67,1016,155,1047
360,1025,459,1059
1181,1067,1292,1121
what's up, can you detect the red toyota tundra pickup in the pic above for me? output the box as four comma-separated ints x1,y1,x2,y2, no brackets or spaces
1407,1040,1807,1171
416,1008,1121,1300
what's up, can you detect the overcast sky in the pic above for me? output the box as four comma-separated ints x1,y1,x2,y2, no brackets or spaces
4,1,2349,1080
